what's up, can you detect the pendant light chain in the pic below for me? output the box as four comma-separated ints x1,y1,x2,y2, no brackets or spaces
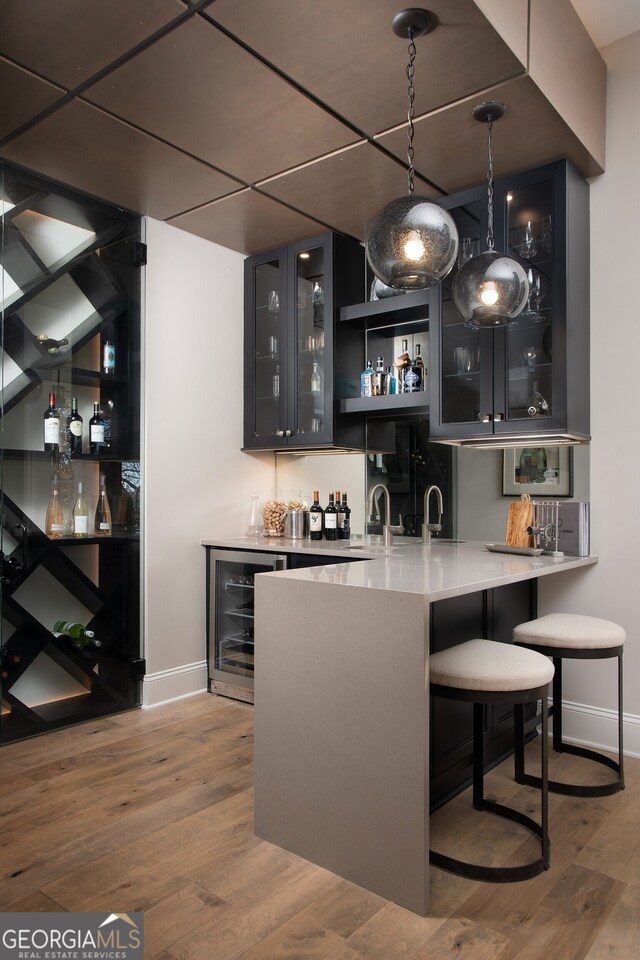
486,118,495,251
406,28,416,195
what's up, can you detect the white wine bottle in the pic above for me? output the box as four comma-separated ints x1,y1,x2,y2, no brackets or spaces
72,480,89,538
94,474,112,537
45,478,65,539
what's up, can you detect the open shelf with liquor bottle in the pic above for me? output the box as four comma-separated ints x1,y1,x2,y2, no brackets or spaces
1,160,144,745
337,288,434,417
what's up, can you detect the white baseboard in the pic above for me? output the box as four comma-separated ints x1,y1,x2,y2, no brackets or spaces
142,660,208,708
558,699,640,760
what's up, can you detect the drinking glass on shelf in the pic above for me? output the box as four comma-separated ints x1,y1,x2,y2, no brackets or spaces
454,346,472,374
542,215,552,254
457,237,479,269
520,220,537,259
268,290,279,313
522,345,538,373
520,269,541,322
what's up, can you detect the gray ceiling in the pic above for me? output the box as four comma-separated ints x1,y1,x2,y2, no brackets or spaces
0,0,602,255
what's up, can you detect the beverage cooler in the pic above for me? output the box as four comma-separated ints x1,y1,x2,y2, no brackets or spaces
206,548,287,703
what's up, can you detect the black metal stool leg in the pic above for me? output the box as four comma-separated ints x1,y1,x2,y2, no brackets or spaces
514,703,525,784
552,658,563,753
541,694,550,868
618,651,625,790
473,702,484,811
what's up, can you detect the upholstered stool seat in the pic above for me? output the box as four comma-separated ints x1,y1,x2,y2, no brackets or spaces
430,639,554,883
513,613,625,797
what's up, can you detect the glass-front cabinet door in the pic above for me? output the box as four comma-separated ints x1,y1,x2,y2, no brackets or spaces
245,249,288,444
290,238,330,444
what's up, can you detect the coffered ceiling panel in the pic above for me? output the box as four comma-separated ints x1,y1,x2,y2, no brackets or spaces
83,15,359,184
0,59,65,140
168,190,327,256
208,0,525,136
259,142,441,242
2,100,243,220
0,0,187,89
376,75,604,195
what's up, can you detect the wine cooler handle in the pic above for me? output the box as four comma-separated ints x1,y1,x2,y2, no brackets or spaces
14,522,27,570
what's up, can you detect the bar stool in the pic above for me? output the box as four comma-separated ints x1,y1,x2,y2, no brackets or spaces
429,638,554,882
513,613,625,797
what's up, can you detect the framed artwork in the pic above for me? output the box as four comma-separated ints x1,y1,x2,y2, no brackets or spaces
502,446,574,497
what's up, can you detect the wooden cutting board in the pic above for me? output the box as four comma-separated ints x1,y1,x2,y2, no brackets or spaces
505,501,534,548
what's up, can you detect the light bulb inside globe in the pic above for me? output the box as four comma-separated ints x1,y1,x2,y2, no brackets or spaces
480,283,499,306
404,236,425,261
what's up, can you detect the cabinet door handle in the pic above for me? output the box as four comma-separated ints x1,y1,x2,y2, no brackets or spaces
480,413,492,423
494,412,504,421
276,430,285,437
285,429,292,437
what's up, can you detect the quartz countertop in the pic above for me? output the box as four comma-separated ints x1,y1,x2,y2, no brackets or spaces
201,536,597,603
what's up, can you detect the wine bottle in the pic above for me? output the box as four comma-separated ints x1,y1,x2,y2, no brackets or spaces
45,478,65,539
52,620,101,649
360,359,374,397
415,343,426,389
371,357,386,396
337,491,351,540
103,339,116,375
309,489,323,541
72,480,89,538
310,362,321,394
67,397,83,454
43,391,60,452
94,474,112,537
324,492,338,540
394,340,411,394
89,402,105,454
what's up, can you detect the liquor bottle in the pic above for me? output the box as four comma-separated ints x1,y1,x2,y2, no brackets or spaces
43,391,60,452
272,364,280,400
394,340,411,393
324,492,338,540
36,334,69,354
310,361,321,394
360,359,374,397
72,480,89,538
371,357,387,396
45,478,65,539
415,343,426,389
52,620,101,649
89,402,106,454
527,382,550,417
94,474,112,537
103,339,116,375
385,366,397,395
309,489,323,541
403,349,423,393
337,492,351,540
67,397,83,454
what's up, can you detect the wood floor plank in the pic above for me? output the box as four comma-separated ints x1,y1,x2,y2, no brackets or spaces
494,863,625,960
166,859,337,960
408,916,510,959
143,881,230,957
323,901,444,960
583,878,640,959
234,879,385,960
2,890,67,912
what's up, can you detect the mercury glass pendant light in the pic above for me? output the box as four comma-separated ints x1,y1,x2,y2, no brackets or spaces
366,8,458,290
452,102,529,327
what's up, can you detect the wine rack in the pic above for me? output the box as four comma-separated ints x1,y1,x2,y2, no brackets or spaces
1,160,143,744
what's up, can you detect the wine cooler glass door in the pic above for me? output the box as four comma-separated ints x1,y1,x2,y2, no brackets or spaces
293,243,326,440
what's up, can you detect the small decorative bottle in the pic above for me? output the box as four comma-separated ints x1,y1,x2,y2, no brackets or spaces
310,361,321,394
94,474,112,537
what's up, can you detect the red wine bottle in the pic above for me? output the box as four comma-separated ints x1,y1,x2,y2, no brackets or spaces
43,391,60,452
67,397,83,454
324,492,338,541
309,490,323,541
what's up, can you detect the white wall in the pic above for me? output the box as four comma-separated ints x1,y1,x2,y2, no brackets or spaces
538,29,640,756
143,219,273,705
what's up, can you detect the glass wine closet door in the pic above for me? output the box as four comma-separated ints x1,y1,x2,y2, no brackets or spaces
251,253,287,443
0,160,143,745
